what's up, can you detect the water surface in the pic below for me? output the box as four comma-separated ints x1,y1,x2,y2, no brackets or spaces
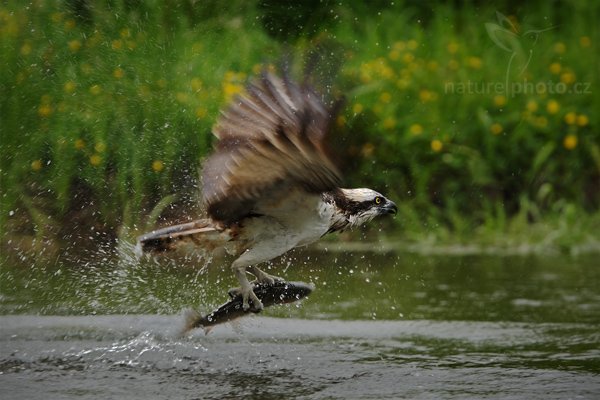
1,249,599,399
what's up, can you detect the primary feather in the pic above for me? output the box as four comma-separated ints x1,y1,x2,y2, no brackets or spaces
202,72,342,224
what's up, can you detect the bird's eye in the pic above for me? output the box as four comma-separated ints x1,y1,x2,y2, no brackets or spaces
374,197,382,205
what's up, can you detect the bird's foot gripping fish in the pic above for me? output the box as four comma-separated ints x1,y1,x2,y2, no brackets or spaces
181,280,314,335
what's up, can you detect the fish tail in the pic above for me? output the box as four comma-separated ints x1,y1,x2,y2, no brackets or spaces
180,308,205,336
136,218,224,254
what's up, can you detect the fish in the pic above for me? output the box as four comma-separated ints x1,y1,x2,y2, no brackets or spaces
181,280,314,335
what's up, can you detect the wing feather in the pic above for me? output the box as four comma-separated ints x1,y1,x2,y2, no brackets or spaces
203,71,342,224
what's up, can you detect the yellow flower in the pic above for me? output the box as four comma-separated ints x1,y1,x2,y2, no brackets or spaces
176,92,189,104
64,19,76,30
546,100,559,114
223,70,246,82
564,112,577,125
560,71,575,84
448,59,459,70
20,42,32,56
138,85,150,98
89,84,102,95
579,36,591,48
152,160,164,172
111,39,122,50
16,72,26,84
359,72,372,84
419,90,437,103
553,42,566,54
68,39,81,53
74,139,85,150
535,116,548,128
252,63,263,74
490,123,503,135
352,103,363,114
223,82,243,100
383,117,396,130
396,78,409,89
430,139,443,152
467,56,482,69
192,41,203,53
380,92,392,103
409,123,423,135
393,41,406,51
563,134,577,150
113,67,124,79
549,62,561,75
361,143,375,157
388,49,400,61
38,103,52,118
407,39,418,50
31,159,42,171
447,41,459,54
89,154,102,166
156,79,167,89
87,31,102,48
402,53,415,64
51,12,64,23
81,63,92,75
576,114,589,127
191,78,203,91
195,106,207,119
494,95,507,107
119,28,131,38
536,84,547,94
64,81,76,93
526,100,538,112
427,61,439,71
94,142,106,153
336,115,346,127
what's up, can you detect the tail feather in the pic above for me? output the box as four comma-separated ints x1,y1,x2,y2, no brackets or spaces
136,219,224,253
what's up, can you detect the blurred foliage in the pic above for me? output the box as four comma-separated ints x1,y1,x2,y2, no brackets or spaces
0,0,598,249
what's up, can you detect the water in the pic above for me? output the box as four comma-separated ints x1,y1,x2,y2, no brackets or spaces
1,249,599,399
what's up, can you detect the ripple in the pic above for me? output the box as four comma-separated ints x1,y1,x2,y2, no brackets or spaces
1,315,599,399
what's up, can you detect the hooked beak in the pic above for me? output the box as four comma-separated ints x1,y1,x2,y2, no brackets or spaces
382,200,398,215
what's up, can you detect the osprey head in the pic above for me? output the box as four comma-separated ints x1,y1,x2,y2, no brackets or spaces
338,188,397,227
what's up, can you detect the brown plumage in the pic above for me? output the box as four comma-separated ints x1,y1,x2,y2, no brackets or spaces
137,70,396,312
202,71,342,224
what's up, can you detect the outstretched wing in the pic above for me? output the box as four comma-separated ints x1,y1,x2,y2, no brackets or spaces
202,71,342,224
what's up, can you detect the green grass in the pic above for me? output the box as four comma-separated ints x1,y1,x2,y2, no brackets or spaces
1,1,599,252
1,1,278,240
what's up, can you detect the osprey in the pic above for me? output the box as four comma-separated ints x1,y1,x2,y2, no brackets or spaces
137,71,397,310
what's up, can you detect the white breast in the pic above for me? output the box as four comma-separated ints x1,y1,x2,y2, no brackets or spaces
252,188,334,247
229,189,336,266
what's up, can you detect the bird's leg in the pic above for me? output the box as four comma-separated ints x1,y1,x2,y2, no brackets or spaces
233,265,263,311
229,266,284,298
247,265,284,285
229,244,289,308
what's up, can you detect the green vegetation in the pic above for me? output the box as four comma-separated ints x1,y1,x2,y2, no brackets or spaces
1,1,599,254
